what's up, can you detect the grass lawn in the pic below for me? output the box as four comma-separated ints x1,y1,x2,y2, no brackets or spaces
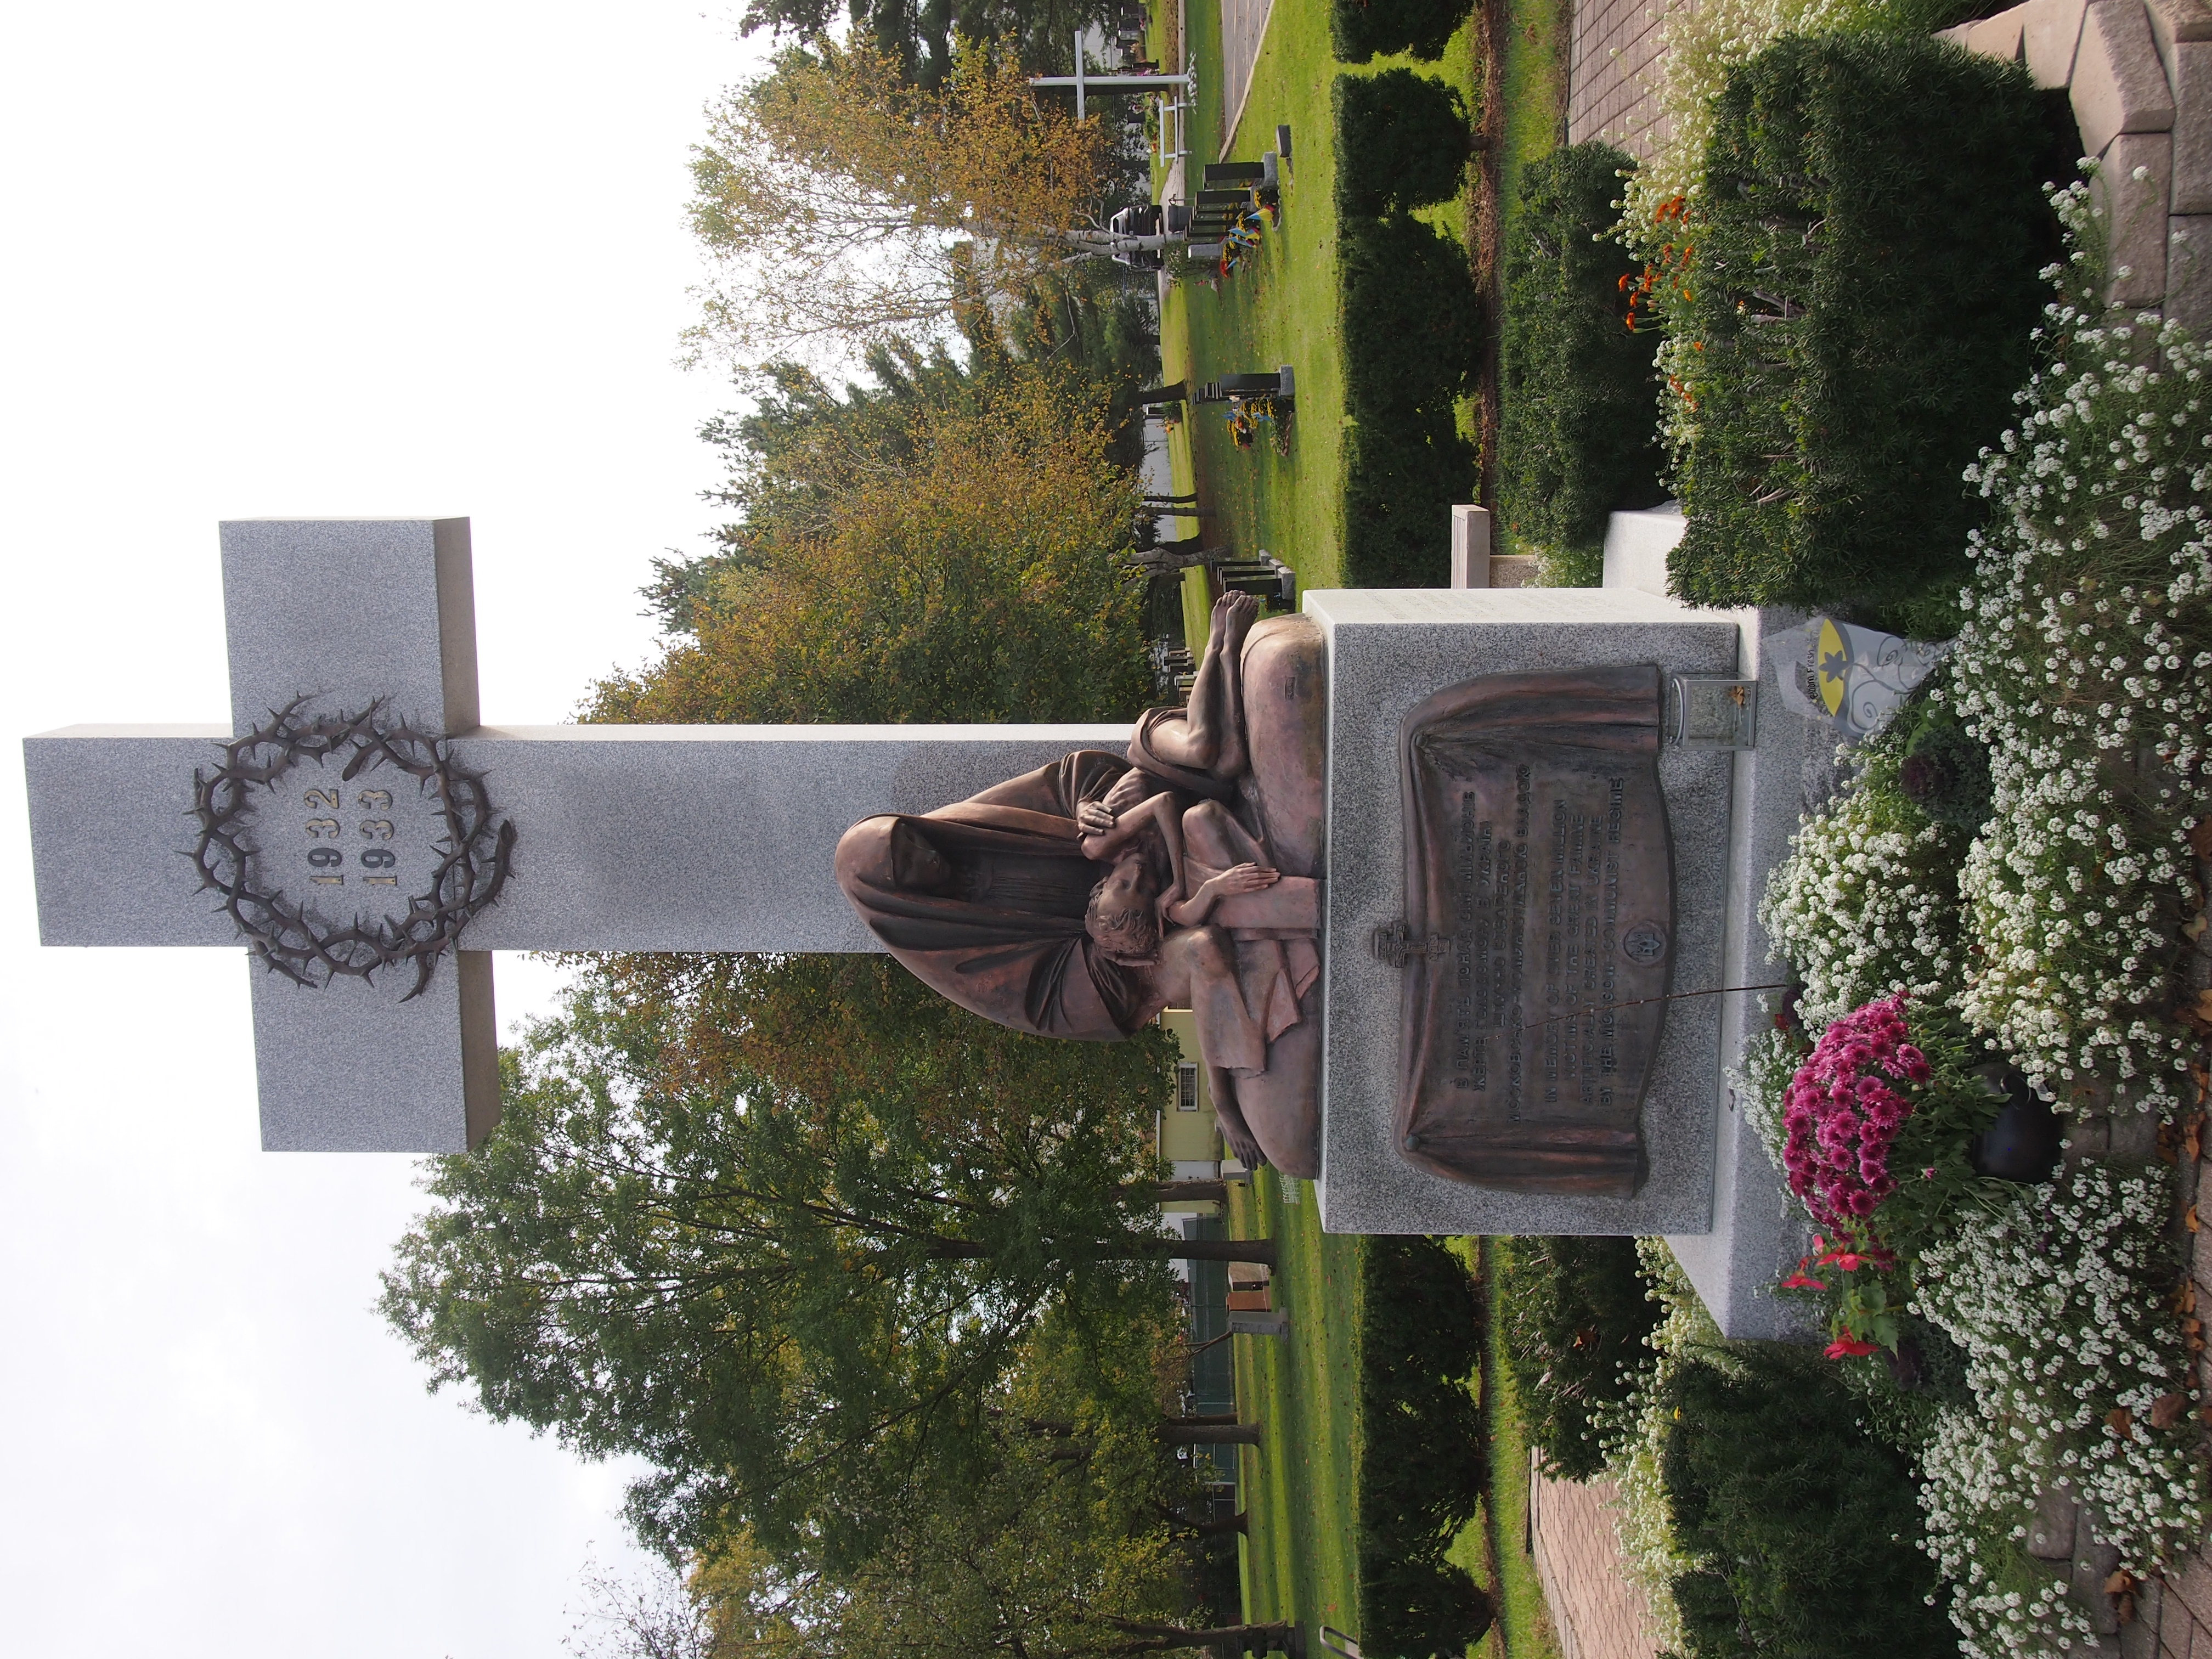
1150,0,1489,637
1227,1171,1363,1648
1469,1240,1566,1659
1158,0,1351,631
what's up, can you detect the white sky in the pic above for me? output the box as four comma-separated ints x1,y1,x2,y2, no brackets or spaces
0,4,771,1652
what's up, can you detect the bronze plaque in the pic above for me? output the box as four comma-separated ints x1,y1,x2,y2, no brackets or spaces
1386,666,1671,1196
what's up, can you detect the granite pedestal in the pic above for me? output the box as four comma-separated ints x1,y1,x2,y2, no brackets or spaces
1305,588,1740,1237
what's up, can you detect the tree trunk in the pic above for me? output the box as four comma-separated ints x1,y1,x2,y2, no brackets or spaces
1102,1618,1299,1657
1122,1178,1231,1204
1158,1413,1262,1446
1193,1510,1249,1538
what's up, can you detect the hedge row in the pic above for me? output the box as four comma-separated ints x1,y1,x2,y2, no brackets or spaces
1666,35,2058,630
1497,142,1666,585
1358,1238,1493,1659
1493,1236,1657,1482
1660,1349,1955,1658
1331,0,1468,64
1334,71,1482,587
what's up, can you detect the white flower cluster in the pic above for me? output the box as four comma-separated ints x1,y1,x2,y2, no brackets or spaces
1911,1163,2205,1655
1760,743,1969,1031
1950,189,2212,1113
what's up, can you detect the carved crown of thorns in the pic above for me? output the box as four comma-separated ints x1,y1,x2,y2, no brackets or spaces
189,697,516,1000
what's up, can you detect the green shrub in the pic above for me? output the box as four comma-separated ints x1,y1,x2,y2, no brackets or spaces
1498,142,1666,585
1658,1348,1956,1659
1358,1238,1493,1658
1333,71,1471,219
1340,212,1482,586
1664,35,2055,627
1495,1237,1658,1481
1331,0,1468,64
1895,698,1993,830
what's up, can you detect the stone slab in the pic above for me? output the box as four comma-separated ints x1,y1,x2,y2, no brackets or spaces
2175,41,2212,211
452,726,1131,952
221,519,478,738
2100,129,2177,302
2171,213,2212,328
24,726,241,947
1662,608,1823,1342
1968,4,2030,61
1600,502,1686,597
26,722,1128,955
2076,0,2176,158
2027,0,2093,85
249,949,495,1152
2147,0,2212,74
1307,586,1739,1237
1449,504,1492,588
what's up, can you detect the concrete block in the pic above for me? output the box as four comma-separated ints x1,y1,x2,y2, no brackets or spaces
1601,502,1688,597
1307,586,1739,1240
1938,19,1975,43
1449,504,1492,588
1667,608,1826,1343
2026,0,2093,85
2098,130,2176,302
2147,0,2212,80
2170,214,2212,330
2028,1488,2083,1559
2073,1508,2124,1635
1968,5,2030,60
2173,41,2212,211
2075,0,2177,157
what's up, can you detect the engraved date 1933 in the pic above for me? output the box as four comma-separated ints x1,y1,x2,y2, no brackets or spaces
302,787,401,888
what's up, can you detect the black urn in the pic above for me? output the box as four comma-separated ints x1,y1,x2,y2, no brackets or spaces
1967,1066,2062,1183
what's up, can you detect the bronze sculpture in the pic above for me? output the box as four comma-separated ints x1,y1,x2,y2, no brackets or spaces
836,592,1327,1176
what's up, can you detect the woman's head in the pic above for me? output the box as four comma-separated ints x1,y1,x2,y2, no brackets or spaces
1085,851,1161,965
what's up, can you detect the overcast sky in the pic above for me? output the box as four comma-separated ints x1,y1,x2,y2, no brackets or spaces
0,4,772,1652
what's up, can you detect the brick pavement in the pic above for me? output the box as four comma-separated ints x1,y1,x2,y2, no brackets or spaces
1528,1452,1663,1659
1566,0,1688,160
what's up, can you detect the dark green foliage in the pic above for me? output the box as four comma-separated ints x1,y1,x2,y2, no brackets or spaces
735,0,1121,89
1495,1237,1659,1481
1897,702,1995,829
1331,0,1469,64
1660,1349,1957,1659
379,956,1182,1562
1339,213,1483,586
1666,35,2058,628
1333,71,1471,218
1358,1239,1494,1659
1498,143,1666,584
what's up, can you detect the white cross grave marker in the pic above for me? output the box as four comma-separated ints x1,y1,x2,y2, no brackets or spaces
22,520,1123,1152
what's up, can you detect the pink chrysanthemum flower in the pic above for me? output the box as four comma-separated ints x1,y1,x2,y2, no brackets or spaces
1781,994,1931,1235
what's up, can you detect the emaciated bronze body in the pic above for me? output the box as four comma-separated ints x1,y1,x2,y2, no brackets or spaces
837,593,1328,1176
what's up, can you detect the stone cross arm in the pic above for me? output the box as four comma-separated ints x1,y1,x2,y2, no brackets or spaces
22,521,1122,1153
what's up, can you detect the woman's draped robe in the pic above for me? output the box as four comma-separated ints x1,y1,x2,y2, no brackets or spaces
833,744,1316,1079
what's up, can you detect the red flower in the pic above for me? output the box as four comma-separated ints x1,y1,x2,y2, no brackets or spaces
1781,1272,1828,1290
1824,1336,1881,1359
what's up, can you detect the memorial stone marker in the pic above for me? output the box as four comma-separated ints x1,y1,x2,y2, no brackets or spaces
23,514,1828,1339
24,520,1126,1151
